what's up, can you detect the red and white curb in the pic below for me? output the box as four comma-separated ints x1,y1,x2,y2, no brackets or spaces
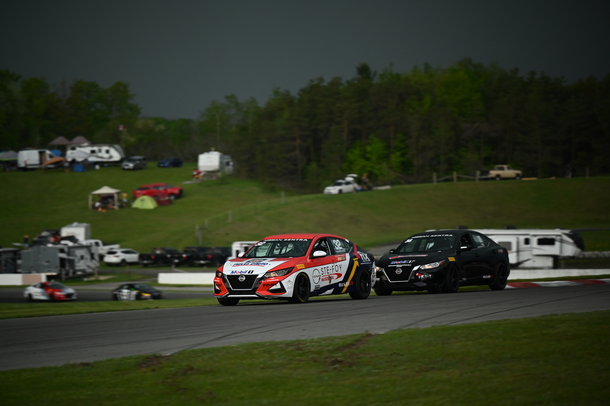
507,279,610,288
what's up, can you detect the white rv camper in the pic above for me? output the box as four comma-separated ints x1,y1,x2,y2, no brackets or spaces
197,151,234,175
66,144,125,164
474,229,584,269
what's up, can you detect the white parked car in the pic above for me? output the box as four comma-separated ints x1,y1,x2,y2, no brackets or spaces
324,179,358,194
103,248,140,266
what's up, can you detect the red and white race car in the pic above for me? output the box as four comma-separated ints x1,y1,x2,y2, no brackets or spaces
213,233,375,306
23,281,77,301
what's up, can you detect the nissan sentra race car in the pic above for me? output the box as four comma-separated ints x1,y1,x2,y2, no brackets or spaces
214,233,375,306
374,229,510,295
24,281,77,301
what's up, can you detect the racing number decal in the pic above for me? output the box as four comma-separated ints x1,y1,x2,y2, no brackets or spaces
341,257,359,293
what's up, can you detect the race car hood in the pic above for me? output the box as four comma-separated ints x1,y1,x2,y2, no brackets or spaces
377,251,450,268
222,257,296,276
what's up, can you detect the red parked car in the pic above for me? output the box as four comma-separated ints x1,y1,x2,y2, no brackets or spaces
133,183,183,200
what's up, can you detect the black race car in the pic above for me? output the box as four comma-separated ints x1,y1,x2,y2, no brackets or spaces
374,229,510,295
111,283,164,300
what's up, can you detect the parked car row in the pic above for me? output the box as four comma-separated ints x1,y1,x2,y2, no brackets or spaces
102,246,231,267
121,156,183,170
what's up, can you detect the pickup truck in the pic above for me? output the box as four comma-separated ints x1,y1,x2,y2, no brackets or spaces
139,247,183,267
481,165,522,180
59,238,120,261
182,246,231,267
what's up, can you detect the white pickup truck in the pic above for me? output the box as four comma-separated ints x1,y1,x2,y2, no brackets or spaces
482,165,522,180
80,239,121,259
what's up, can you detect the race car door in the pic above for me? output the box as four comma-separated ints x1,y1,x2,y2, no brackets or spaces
309,237,350,293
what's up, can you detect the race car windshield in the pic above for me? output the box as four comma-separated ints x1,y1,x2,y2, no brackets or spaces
47,282,66,289
395,234,456,253
245,239,311,258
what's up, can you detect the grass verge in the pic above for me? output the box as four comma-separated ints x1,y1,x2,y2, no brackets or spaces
2,310,609,405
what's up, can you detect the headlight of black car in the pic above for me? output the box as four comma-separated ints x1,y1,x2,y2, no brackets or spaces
262,267,294,280
215,270,223,278
416,260,446,270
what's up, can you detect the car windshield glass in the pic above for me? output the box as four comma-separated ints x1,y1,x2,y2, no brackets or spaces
395,233,456,253
245,239,311,258
48,282,66,289
133,283,154,291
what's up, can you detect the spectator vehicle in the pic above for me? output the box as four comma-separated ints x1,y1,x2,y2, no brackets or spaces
183,246,231,267
103,248,140,266
133,183,183,200
139,247,183,267
158,157,183,168
122,155,147,170
374,229,510,296
213,233,375,306
112,283,164,300
324,176,358,194
480,165,522,180
24,281,77,301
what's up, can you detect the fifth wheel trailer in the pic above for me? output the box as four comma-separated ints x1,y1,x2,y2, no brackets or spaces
474,229,584,269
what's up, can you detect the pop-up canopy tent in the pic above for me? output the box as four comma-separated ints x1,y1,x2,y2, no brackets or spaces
89,186,120,210
132,195,158,209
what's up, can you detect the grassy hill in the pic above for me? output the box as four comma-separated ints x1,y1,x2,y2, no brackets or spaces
1,165,609,252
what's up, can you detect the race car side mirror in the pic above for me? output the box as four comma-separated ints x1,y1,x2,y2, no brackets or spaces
458,245,473,252
312,250,327,258
389,249,396,254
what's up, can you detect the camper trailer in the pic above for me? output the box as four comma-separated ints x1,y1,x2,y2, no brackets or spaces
66,144,125,164
17,149,60,170
197,151,234,175
474,228,584,269
60,222,92,242
19,244,99,279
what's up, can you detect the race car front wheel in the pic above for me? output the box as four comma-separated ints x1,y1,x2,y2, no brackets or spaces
218,297,240,306
288,273,310,303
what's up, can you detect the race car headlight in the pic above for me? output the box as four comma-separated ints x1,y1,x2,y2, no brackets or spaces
263,267,294,280
215,270,223,278
417,260,446,270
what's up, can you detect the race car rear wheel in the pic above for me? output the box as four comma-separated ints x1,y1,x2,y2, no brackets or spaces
349,270,371,300
489,262,509,291
288,273,310,303
218,297,240,306
441,265,460,293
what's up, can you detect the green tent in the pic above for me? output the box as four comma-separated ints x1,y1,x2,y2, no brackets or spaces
132,195,158,209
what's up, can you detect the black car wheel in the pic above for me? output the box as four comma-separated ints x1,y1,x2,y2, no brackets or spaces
349,270,371,300
374,280,393,296
218,297,240,306
441,265,460,293
288,273,310,303
489,262,509,290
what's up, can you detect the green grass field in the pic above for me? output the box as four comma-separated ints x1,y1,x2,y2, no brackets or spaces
1,166,609,252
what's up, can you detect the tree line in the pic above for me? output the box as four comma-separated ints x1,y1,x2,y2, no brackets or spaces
2,58,609,191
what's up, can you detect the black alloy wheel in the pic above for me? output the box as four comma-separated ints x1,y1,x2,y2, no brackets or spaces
441,265,460,293
288,273,310,303
489,262,509,290
349,270,371,299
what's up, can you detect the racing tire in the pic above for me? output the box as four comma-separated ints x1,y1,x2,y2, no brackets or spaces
441,265,460,293
288,273,310,303
217,297,240,306
349,270,371,300
489,262,509,291
373,281,393,296
27,294,34,302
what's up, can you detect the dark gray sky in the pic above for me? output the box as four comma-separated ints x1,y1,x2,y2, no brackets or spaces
2,0,609,119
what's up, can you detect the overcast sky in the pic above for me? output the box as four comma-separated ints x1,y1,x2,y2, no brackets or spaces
2,0,609,119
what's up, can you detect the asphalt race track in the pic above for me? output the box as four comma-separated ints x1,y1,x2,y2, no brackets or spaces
1,284,609,371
